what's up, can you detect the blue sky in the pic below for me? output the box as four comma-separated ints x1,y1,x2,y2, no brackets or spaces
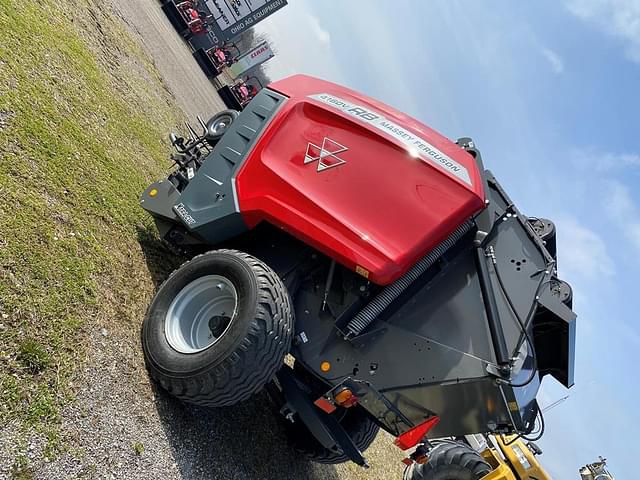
257,1,639,477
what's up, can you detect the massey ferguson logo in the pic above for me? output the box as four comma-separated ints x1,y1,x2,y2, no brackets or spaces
304,137,348,172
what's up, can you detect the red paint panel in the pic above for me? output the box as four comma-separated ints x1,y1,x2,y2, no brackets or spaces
236,75,485,284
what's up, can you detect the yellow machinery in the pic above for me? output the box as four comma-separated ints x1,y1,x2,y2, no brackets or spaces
479,435,551,480
405,435,616,479
405,434,616,479
404,434,551,480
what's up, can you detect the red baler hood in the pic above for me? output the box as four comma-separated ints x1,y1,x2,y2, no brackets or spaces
236,75,485,284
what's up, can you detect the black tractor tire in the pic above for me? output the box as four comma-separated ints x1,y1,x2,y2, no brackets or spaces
286,406,379,464
404,441,492,480
141,249,293,407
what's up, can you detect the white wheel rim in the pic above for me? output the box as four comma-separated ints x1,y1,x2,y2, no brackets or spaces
165,275,238,354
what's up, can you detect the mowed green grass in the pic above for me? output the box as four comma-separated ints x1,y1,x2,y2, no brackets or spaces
0,0,184,454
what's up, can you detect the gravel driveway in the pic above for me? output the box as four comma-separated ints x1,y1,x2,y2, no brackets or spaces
110,0,226,119
30,236,404,480
0,2,406,479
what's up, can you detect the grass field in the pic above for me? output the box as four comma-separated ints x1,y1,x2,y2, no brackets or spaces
0,2,408,478
0,0,185,466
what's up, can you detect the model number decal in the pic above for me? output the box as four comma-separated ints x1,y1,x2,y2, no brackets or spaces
308,93,472,186
174,203,196,225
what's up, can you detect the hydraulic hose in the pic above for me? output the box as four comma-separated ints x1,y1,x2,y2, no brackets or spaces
344,220,475,339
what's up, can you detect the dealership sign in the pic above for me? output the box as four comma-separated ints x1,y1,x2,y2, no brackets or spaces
229,41,275,77
204,0,288,41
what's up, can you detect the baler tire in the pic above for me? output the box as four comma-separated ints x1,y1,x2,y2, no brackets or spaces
287,406,379,464
404,441,492,480
141,249,293,407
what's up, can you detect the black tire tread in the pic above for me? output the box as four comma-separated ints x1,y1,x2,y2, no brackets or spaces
143,249,293,407
290,407,379,464
406,442,492,480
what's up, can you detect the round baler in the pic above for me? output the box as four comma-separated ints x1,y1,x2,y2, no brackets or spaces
139,74,576,467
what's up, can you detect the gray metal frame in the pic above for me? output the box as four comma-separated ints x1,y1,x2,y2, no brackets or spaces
276,367,368,466
289,144,576,440
141,93,576,461
140,88,287,246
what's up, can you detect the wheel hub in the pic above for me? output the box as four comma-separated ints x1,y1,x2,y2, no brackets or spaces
165,275,238,354
208,314,231,339
209,115,232,136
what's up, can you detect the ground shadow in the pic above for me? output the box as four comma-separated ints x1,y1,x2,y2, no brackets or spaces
137,224,340,479
136,224,186,287
152,385,341,480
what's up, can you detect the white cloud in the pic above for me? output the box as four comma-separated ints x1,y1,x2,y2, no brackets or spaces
566,0,640,62
540,46,565,74
307,14,331,47
605,180,640,252
607,179,636,216
570,148,640,171
562,153,640,259
255,2,423,119
252,0,346,82
556,217,615,279
324,3,424,116
630,223,640,252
